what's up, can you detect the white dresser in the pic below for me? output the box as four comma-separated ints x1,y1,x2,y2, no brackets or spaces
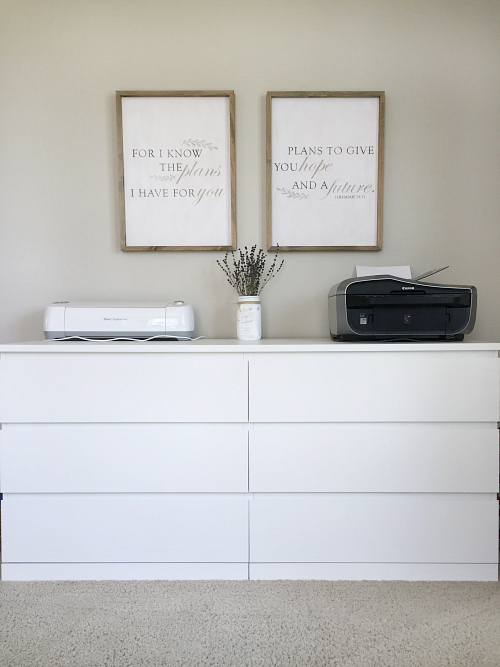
0,339,498,581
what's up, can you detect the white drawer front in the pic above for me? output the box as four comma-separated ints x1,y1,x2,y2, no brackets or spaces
249,423,499,492
0,352,248,423
2,494,249,563
2,563,249,581
0,423,248,493
249,563,499,582
250,494,499,564
249,352,500,422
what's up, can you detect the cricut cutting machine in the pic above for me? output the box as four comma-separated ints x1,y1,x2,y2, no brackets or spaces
44,301,195,340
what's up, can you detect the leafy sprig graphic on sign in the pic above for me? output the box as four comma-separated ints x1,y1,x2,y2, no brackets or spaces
277,187,310,200
150,174,176,182
182,139,218,151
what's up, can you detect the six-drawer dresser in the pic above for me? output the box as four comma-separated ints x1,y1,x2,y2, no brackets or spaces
0,339,499,581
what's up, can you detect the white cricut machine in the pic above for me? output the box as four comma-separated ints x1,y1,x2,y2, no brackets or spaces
44,301,195,340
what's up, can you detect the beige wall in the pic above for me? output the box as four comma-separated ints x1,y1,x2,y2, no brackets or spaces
1,0,499,342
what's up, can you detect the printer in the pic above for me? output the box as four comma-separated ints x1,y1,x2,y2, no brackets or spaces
44,301,195,340
328,276,476,341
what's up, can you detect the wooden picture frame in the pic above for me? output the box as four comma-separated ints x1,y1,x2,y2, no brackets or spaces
266,91,385,251
117,91,236,251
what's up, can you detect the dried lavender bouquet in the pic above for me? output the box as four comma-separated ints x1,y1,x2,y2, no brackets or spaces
217,245,283,296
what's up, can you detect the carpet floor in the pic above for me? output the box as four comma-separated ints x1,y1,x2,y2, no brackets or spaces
1,580,500,666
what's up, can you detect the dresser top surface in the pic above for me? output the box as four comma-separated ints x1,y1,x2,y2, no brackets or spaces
0,338,499,353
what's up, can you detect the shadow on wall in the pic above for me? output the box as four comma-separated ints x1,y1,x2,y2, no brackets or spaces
6,310,45,343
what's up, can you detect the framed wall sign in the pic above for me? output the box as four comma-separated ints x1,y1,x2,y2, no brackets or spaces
267,91,384,251
117,91,236,251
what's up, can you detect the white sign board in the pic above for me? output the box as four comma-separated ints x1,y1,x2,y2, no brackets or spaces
267,92,384,251
117,92,235,251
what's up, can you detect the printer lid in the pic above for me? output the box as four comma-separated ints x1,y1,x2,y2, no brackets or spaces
329,276,475,303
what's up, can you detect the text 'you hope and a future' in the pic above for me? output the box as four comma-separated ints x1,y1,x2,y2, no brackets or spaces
274,145,376,200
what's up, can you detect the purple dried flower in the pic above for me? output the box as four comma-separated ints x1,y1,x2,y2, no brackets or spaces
217,245,284,296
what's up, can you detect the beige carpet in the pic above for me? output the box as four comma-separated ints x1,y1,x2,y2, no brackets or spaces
1,580,500,666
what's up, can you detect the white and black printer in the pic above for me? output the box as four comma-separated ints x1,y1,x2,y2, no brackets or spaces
328,275,477,341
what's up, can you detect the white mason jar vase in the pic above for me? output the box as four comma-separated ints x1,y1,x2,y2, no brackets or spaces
236,296,261,341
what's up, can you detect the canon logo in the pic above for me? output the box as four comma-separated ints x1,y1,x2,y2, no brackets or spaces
402,286,414,290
